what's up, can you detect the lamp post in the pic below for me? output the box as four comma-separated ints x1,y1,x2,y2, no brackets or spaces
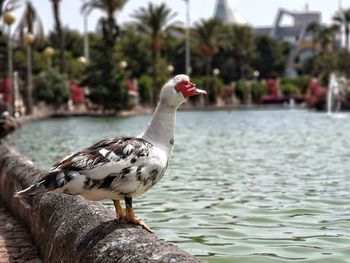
83,12,89,61
24,33,35,114
253,70,260,80
183,0,191,75
78,56,88,65
213,68,220,76
119,60,128,70
167,65,174,75
3,12,16,115
82,0,90,61
43,47,55,70
119,60,128,82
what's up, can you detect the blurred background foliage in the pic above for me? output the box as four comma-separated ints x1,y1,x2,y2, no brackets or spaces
1,0,350,111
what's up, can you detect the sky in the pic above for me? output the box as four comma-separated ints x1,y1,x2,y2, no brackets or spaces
9,0,350,34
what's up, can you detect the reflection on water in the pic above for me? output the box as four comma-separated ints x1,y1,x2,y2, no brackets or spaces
6,110,350,263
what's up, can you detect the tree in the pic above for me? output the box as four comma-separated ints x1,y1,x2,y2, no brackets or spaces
338,50,350,78
115,24,150,78
83,37,127,111
116,24,153,79
48,28,99,79
14,1,44,43
329,24,341,51
252,35,288,79
82,0,128,110
333,8,350,51
221,25,254,80
317,24,340,52
0,0,21,80
50,0,66,73
14,1,44,114
48,28,83,58
306,21,320,54
162,28,186,75
33,69,69,107
82,0,128,46
132,2,177,105
194,18,222,89
311,52,338,84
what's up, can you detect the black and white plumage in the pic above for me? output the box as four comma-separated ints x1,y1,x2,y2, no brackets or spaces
16,74,206,233
40,137,164,201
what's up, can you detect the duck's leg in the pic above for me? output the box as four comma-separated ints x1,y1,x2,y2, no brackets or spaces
124,197,154,233
113,200,125,220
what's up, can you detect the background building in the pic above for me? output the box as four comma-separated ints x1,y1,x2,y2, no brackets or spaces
212,0,339,77
213,0,248,25
255,8,322,77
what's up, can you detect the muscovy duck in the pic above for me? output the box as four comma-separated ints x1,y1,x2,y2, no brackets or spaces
16,75,206,233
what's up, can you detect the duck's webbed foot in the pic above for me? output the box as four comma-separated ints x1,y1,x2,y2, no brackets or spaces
125,197,154,234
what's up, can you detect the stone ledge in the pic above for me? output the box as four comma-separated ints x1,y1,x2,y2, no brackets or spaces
0,145,201,263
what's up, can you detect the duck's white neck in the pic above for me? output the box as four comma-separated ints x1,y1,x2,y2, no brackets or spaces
142,102,177,155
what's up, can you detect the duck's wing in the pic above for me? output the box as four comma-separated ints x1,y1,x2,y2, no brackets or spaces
16,137,154,197
49,137,153,180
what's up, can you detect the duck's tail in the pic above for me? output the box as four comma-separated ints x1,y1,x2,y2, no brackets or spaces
15,171,67,198
15,180,47,197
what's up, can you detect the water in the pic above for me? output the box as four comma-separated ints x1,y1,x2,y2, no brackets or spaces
5,110,350,263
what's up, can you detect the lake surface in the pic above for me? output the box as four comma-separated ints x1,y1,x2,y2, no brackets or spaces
6,110,350,263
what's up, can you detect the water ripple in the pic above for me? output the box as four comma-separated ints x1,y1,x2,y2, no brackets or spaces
6,110,350,262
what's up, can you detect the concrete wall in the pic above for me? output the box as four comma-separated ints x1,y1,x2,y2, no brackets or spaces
0,144,201,263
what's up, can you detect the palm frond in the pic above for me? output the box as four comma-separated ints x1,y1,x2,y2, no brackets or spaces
132,2,177,39
81,0,128,16
4,0,21,12
14,1,45,46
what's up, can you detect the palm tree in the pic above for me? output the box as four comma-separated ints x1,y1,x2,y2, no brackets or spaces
2,0,21,115
14,0,44,114
317,25,340,53
81,0,128,111
194,18,222,89
333,8,350,51
227,25,253,79
306,21,320,54
50,0,66,73
329,24,341,51
15,1,44,43
82,0,128,46
132,2,177,105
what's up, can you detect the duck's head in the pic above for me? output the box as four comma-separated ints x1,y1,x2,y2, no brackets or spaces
159,74,207,107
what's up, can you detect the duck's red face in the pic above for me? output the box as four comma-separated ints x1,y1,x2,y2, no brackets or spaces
175,80,207,98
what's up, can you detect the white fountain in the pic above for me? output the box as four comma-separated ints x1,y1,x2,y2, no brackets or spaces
327,73,347,118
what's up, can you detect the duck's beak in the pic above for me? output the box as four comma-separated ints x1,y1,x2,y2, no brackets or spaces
192,87,207,95
176,80,207,97
186,83,207,97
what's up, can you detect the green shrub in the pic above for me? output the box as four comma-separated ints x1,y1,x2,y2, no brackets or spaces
33,70,69,106
138,75,153,105
295,75,311,94
281,83,300,96
251,82,267,103
82,39,125,110
281,76,310,94
203,76,224,104
235,80,251,104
